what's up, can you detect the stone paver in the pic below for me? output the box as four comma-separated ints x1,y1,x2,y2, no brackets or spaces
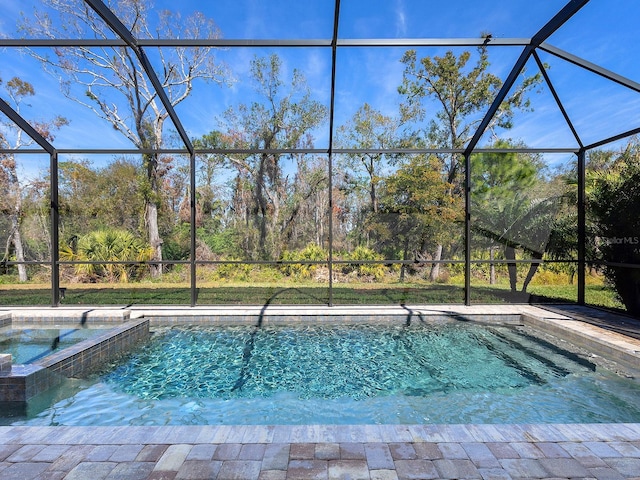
6,444,46,462
389,442,417,460
286,459,328,480
290,443,315,460
217,460,262,480
315,443,340,460
0,424,638,479
604,457,640,477
328,459,370,480
394,459,439,479
461,442,500,469
105,461,155,480
137,445,170,462
498,458,548,478
437,442,468,459
0,461,51,480
87,445,120,462
186,444,216,461
369,469,398,480
434,458,481,478
475,467,513,480
587,466,626,480
175,460,222,479
154,444,193,472
365,443,395,470
64,461,117,480
213,443,242,460
413,442,443,460
240,443,267,460
259,470,287,480
110,444,145,462
339,442,366,460
262,444,290,471
538,456,591,477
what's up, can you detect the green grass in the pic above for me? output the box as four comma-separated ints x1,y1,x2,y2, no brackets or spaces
0,280,623,310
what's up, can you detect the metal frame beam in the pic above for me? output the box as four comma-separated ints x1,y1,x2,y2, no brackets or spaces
577,149,586,305
532,50,583,148
0,97,61,306
0,98,55,154
326,0,341,307
464,152,472,305
84,0,194,155
465,0,590,156
0,37,531,48
539,43,640,94
0,147,581,155
586,126,640,150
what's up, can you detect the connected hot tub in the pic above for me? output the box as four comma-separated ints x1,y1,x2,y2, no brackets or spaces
0,311,149,405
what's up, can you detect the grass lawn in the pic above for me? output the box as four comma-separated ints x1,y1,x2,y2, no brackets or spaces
0,279,624,311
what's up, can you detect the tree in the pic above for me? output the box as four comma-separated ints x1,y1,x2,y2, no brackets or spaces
336,103,400,215
60,228,152,282
58,157,144,238
22,0,231,278
398,41,542,280
588,139,640,314
471,143,561,293
377,154,462,281
212,54,327,260
0,76,67,281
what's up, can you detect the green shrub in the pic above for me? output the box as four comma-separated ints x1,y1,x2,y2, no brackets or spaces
60,229,152,282
210,261,253,281
279,243,327,279
342,246,386,281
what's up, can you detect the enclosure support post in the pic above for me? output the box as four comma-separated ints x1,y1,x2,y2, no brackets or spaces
190,151,197,307
464,152,471,306
327,0,341,308
577,148,586,305
328,152,334,308
51,151,60,306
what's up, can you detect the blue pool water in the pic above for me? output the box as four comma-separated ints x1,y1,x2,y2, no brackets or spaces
7,323,640,425
0,327,109,364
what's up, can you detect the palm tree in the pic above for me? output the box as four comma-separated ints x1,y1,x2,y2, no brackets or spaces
61,229,152,282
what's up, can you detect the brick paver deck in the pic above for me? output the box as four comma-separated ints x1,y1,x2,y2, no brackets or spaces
1,424,640,479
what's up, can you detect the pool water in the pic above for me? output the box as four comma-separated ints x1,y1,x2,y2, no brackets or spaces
0,326,110,364
7,323,640,425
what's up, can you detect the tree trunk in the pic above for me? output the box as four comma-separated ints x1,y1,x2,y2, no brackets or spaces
505,245,517,292
10,214,28,282
489,245,496,285
521,252,543,293
256,156,269,257
429,244,443,281
146,201,163,279
400,238,410,282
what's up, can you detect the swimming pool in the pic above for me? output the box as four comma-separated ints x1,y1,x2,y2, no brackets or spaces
7,322,640,426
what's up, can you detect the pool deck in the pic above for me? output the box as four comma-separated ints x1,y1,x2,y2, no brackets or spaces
2,423,640,479
2,304,640,479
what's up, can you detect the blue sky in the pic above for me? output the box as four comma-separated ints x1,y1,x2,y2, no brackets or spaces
1,0,639,169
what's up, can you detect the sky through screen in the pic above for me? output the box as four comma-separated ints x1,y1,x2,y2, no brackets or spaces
0,0,638,161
